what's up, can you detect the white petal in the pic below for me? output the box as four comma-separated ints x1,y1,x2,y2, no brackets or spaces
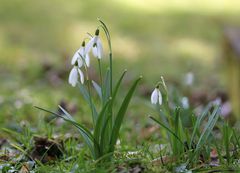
184,72,194,86
92,46,98,57
77,57,83,68
158,89,163,105
181,97,189,109
151,88,158,104
97,38,103,59
78,68,84,84
68,67,78,87
71,52,80,65
85,54,90,67
79,47,85,57
85,37,95,54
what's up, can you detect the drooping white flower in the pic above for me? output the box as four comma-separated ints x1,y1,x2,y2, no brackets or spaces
181,97,189,109
68,66,84,87
78,68,84,84
71,41,90,67
85,53,90,67
184,72,194,86
151,87,162,105
69,66,78,87
71,51,80,66
85,29,103,59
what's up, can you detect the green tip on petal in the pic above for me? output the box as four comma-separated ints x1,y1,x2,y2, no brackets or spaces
82,41,85,47
95,29,100,36
74,61,78,66
155,82,161,88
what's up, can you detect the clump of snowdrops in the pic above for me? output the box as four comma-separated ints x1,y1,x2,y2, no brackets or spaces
149,77,221,169
36,19,142,161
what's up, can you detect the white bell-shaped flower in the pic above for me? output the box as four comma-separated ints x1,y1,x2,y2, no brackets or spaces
71,41,90,67
85,53,90,67
184,72,194,86
151,87,162,105
181,97,189,109
68,65,84,87
77,68,84,84
85,29,103,59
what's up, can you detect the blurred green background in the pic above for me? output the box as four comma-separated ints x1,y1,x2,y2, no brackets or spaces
0,0,240,126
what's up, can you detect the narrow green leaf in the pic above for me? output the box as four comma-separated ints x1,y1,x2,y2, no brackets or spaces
112,70,127,102
98,19,111,40
191,106,220,161
190,103,212,148
58,105,74,120
94,99,111,143
35,106,93,140
34,106,99,159
109,76,142,152
108,70,127,129
173,107,182,155
233,129,240,148
223,122,232,164
58,106,102,158
150,116,185,146
92,80,102,101
100,115,111,155
103,69,110,104
79,83,98,124
10,143,33,160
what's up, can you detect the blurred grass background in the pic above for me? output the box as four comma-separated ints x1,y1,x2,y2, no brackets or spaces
0,0,240,127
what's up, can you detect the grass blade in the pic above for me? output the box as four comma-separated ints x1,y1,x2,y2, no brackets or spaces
190,103,212,148
190,106,220,162
34,106,99,159
173,107,183,155
150,116,185,146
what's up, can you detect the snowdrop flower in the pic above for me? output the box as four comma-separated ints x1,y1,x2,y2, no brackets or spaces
181,97,189,109
151,86,162,105
184,72,194,86
68,64,84,87
85,29,103,59
71,41,90,67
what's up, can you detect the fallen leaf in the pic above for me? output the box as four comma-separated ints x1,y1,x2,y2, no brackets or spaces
31,136,63,163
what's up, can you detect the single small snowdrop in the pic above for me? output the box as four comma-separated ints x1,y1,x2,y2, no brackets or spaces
85,29,103,59
181,97,189,109
184,72,194,86
68,64,84,87
151,86,162,105
71,41,90,67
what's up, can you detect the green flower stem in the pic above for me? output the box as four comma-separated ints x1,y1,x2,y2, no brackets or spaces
84,64,97,126
98,19,113,130
97,59,104,104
